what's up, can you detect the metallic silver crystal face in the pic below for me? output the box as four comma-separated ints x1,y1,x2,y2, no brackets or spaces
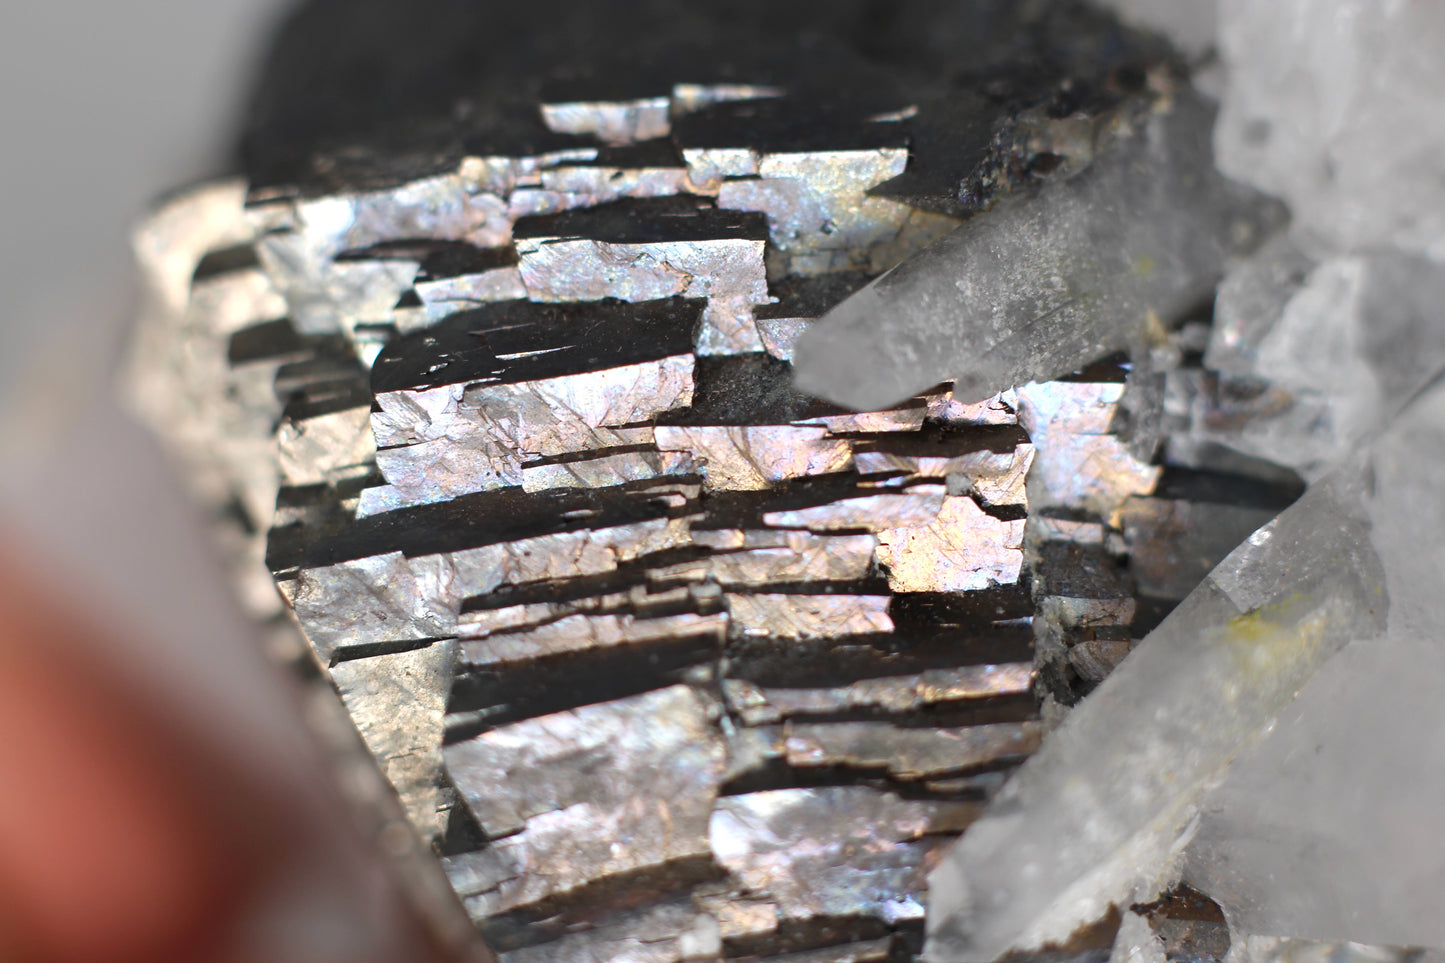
127,9,1301,960
653,425,856,491
725,594,895,640
445,683,727,856
1016,381,1161,522
415,268,529,323
461,611,729,667
873,497,1025,594
711,788,978,925
723,664,1036,727
685,533,876,585
242,96,1048,952
515,219,769,307
332,641,456,837
541,97,673,145
780,721,1042,781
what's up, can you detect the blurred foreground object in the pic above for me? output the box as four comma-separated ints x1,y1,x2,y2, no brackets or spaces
0,549,479,963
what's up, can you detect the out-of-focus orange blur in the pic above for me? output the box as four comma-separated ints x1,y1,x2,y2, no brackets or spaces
0,381,474,962
0,532,466,963
0,550,274,961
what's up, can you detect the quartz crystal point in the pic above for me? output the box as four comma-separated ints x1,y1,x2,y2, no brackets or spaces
925,440,1392,960
1177,379,1445,948
1157,1,1445,944
793,90,1283,411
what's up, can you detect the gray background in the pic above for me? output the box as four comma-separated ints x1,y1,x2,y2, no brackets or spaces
0,0,291,401
0,0,340,880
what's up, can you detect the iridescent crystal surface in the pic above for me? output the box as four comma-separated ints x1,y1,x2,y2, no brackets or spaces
121,2,1386,961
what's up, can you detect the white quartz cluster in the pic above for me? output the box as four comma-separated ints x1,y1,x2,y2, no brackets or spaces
1175,1,1445,949
1175,0,1445,480
1214,0,1445,261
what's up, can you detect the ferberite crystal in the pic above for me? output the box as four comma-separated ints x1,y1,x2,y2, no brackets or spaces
124,2,1323,961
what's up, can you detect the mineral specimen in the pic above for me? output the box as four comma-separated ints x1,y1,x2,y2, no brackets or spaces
122,1,1373,961
923,210,1445,962
1136,3,1445,950
755,3,1445,953
1167,266,1445,942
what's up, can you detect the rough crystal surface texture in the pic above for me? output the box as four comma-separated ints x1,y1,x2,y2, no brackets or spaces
123,1,1434,961
763,0,1445,955
927,456,1391,958
792,89,1284,411
1213,0,1445,261
1178,380,1445,948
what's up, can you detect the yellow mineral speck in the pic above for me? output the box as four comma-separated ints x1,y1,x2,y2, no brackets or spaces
1221,594,1329,680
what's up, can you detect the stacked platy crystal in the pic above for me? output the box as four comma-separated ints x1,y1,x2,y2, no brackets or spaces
121,3,1322,961
258,84,1049,961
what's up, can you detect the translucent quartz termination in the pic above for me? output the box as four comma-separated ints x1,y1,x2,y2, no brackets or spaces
1179,380,1445,948
924,451,1391,959
793,90,1283,411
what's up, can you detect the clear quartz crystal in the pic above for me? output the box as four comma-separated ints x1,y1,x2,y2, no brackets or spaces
925,428,1396,960
792,91,1281,411
1214,0,1445,261
928,375,1445,958
1181,380,1445,948
1184,251,1445,481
